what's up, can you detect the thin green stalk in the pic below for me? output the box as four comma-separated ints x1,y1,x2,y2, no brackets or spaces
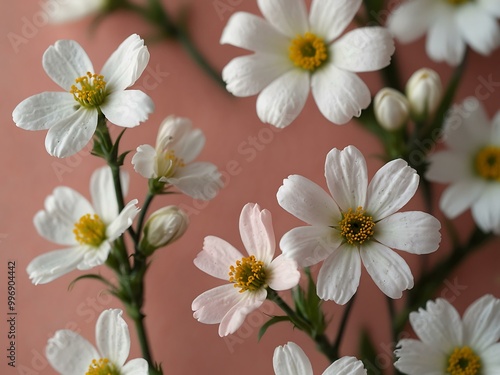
332,294,356,358
135,192,155,245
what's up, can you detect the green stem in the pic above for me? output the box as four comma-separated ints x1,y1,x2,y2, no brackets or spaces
131,305,162,375
135,192,155,245
332,294,356,358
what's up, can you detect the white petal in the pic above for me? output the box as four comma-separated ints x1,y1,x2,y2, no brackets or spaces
194,235,244,280
394,338,445,375
121,358,149,375
310,0,362,42
257,0,308,37
279,226,342,267
42,39,94,91
471,184,500,233
220,12,289,54
387,0,436,43
482,343,500,374
78,242,111,270
256,69,310,128
375,212,441,254
332,27,395,72
34,186,93,245
277,174,340,226
440,179,486,218
323,356,367,375
96,309,130,367
100,90,154,128
366,159,419,220
174,127,205,164
325,146,368,211
91,167,120,223
479,0,500,17
106,199,139,241
222,53,292,97
132,144,157,178
311,64,371,125
46,0,103,24
273,342,313,375
192,284,243,325
27,247,85,285
239,203,275,263
101,34,150,92
156,115,191,151
409,298,462,351
456,4,500,55
426,11,466,66
360,242,414,299
267,255,300,291
46,330,98,374
167,162,223,200
45,107,98,158
13,92,77,131
463,295,500,351
317,244,361,304
218,288,266,336
425,151,472,184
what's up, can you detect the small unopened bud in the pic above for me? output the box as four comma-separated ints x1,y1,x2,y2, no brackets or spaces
140,206,189,255
374,88,410,131
406,68,442,119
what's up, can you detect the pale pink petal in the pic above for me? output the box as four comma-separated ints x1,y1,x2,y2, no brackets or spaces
325,146,368,211
375,212,441,254
273,342,313,375
194,236,243,280
257,0,308,37
440,180,487,218
463,295,500,351
239,203,275,263
317,244,361,304
96,309,130,367
311,64,371,125
310,0,362,42
366,159,419,220
360,242,414,299
267,255,300,291
456,4,500,55
394,339,446,375
100,90,154,128
277,174,340,226
256,69,310,128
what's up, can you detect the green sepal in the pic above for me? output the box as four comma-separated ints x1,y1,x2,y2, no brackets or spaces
258,315,292,341
68,274,118,293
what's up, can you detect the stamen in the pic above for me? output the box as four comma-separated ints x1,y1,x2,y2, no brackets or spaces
70,72,107,108
73,213,106,247
475,146,500,181
447,346,481,375
289,32,328,72
339,207,375,245
229,255,267,293
85,358,120,375
161,150,185,178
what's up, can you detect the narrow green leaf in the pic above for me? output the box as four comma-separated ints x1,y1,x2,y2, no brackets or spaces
258,316,291,341
68,274,117,292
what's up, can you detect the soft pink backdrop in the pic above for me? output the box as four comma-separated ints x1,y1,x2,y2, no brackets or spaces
1,1,500,374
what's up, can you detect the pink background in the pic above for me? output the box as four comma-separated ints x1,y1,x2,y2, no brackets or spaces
1,1,500,374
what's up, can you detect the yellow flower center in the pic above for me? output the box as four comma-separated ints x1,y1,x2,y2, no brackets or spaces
475,146,500,181
73,214,106,247
229,255,267,293
447,346,481,375
70,72,107,108
339,207,375,245
289,32,328,72
161,150,185,178
85,358,120,375
446,0,469,5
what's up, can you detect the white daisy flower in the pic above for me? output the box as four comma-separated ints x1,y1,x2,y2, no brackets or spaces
13,34,154,158
388,0,500,66
277,145,441,304
426,97,500,234
27,167,139,284
395,295,500,375
132,116,223,200
274,342,367,375
220,0,395,128
46,309,148,375
192,203,300,337
45,0,105,24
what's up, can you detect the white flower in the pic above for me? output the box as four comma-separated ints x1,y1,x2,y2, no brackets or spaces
46,309,148,375
274,342,367,375
395,295,500,375
373,87,410,131
406,68,442,119
277,145,441,304
388,0,500,66
13,34,154,158
45,0,105,24
192,203,300,337
132,116,223,200
426,97,500,234
220,0,395,128
27,167,139,284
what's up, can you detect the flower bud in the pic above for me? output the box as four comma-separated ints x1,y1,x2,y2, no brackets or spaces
140,206,189,255
406,68,442,119
374,88,410,131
